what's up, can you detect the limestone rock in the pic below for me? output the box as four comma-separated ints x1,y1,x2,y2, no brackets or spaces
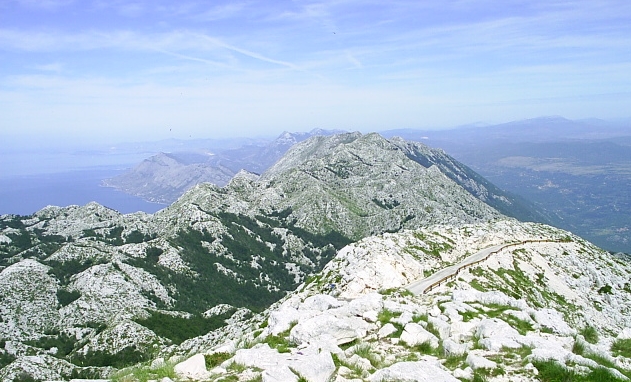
289,313,369,346
400,323,439,348
368,359,459,382
233,343,335,382
466,353,497,370
174,353,210,381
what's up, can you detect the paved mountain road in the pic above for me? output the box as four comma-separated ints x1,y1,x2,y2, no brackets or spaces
405,239,560,294
405,243,507,294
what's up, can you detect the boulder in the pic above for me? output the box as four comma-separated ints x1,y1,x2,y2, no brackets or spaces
368,360,459,382
234,343,335,382
466,353,497,370
262,365,299,382
428,316,451,340
443,339,469,356
476,318,522,351
174,353,210,381
346,293,384,316
453,367,474,380
400,323,439,348
302,294,344,311
378,323,398,339
289,313,369,346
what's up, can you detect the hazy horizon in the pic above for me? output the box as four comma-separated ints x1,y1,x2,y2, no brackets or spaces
2,1,631,147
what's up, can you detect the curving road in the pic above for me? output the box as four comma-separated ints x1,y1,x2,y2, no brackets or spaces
405,243,512,295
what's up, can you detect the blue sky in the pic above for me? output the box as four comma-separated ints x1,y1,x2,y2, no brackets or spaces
1,0,630,145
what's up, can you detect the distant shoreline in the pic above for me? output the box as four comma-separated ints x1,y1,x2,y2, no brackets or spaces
0,168,167,216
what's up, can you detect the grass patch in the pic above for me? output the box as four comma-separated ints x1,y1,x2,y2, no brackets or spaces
482,303,512,318
461,310,479,322
412,313,427,323
377,308,400,325
502,314,534,335
532,360,575,381
415,341,436,355
443,353,467,370
580,326,599,344
352,343,381,368
110,359,177,382
572,338,586,356
611,338,631,358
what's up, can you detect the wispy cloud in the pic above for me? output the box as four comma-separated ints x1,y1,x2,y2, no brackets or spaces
31,62,63,72
194,2,249,21
9,0,74,10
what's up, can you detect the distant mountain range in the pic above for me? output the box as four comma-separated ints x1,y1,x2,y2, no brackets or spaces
102,129,346,204
103,117,631,252
381,116,631,253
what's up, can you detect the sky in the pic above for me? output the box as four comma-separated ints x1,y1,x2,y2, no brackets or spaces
1,0,631,146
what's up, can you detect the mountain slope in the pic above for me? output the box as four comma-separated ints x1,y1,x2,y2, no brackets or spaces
135,220,631,382
381,117,631,252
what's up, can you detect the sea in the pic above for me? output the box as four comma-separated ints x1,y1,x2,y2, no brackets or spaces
0,167,167,216
0,147,168,216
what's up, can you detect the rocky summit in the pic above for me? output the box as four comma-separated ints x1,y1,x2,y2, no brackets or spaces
0,133,629,381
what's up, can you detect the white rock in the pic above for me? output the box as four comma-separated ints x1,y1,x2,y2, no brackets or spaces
392,311,414,326
203,303,234,318
618,327,631,340
476,318,522,351
362,310,379,322
453,366,474,380
368,359,460,382
532,309,574,336
428,316,451,340
174,354,210,381
348,354,373,371
346,293,384,316
378,323,398,339
442,339,469,356
234,343,335,382
450,320,478,343
267,306,317,336
262,365,299,382
289,313,369,346
400,323,439,348
466,353,497,370
302,294,344,311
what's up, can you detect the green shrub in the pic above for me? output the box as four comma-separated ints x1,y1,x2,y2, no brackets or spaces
598,285,613,294
205,352,232,369
57,289,81,306
135,310,233,345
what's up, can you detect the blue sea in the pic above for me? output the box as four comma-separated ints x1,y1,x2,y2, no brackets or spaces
0,167,167,216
